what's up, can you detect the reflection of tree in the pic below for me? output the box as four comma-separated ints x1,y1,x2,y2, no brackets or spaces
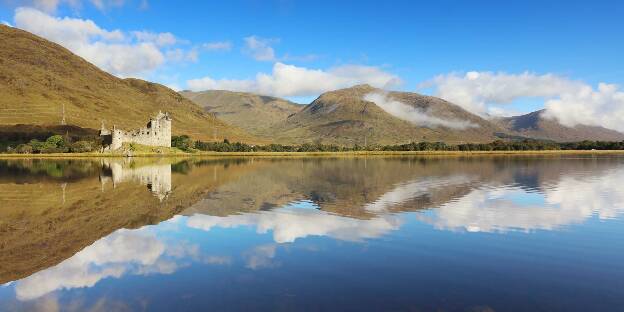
3,156,624,287
0,158,250,284
0,159,100,183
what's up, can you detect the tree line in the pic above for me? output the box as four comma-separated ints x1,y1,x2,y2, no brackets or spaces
3,134,624,154
177,136,624,153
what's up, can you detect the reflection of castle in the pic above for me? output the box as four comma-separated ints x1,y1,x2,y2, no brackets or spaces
99,160,172,201
100,112,172,151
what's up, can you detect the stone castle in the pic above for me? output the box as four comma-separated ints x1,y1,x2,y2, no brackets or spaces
100,111,171,151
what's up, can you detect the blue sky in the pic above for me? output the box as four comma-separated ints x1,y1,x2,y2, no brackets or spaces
1,0,624,127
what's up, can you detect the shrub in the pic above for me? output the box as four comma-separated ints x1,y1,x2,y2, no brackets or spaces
15,144,33,154
172,135,194,151
70,141,93,153
45,135,65,148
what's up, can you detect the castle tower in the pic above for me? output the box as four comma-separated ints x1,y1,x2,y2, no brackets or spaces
161,112,172,147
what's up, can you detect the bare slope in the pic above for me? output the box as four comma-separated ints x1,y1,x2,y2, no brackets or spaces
180,90,302,135
496,110,624,142
0,25,256,142
270,85,502,145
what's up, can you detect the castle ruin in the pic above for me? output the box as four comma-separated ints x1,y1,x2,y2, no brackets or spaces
100,111,172,151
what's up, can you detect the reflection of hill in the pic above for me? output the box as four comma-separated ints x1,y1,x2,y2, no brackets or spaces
3,156,624,285
184,158,492,218
183,156,624,220
0,158,252,284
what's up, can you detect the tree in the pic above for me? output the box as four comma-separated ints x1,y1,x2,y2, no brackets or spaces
15,144,32,154
70,141,93,153
45,135,65,148
172,135,194,151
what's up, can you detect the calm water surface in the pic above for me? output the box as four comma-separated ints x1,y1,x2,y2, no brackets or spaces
1,156,623,311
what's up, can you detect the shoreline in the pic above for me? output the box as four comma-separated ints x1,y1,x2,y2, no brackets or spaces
1,150,624,158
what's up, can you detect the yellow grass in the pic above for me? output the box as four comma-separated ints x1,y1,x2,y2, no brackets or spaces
2,149,624,159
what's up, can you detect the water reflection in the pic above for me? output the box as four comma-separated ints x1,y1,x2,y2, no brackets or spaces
1,156,624,311
13,221,231,301
421,163,624,232
100,159,172,200
186,201,403,243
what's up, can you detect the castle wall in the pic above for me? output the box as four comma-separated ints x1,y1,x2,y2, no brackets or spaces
105,112,171,150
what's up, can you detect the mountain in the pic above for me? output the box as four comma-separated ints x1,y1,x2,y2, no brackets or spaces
496,110,624,142
268,85,503,145
180,90,302,135
0,25,256,143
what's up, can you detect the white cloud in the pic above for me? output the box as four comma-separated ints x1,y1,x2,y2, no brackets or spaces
422,71,582,116
364,92,478,129
186,62,402,97
132,30,179,46
89,0,124,11
422,71,624,132
26,0,73,12
12,7,194,77
165,47,198,63
1,20,12,26
543,83,624,132
243,35,278,61
203,41,232,51
186,205,402,244
9,0,125,13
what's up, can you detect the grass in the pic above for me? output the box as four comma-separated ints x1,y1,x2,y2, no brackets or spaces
2,149,624,159
0,25,258,143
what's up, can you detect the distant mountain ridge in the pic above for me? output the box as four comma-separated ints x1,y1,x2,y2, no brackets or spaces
180,90,302,135
183,85,624,145
269,84,502,145
3,24,621,146
494,110,624,142
0,25,256,143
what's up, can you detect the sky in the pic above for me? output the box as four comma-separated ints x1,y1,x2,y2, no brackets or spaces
1,0,623,130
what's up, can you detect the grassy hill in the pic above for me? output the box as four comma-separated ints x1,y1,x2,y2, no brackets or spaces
182,85,624,145
268,85,503,145
495,110,624,142
0,25,257,143
180,90,303,135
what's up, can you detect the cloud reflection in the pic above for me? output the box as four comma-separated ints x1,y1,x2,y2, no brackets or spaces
187,203,403,244
421,168,624,232
14,226,226,301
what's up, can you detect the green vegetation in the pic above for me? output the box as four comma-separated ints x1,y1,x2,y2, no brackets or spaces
189,138,624,153
171,135,195,152
5,134,99,154
4,134,624,155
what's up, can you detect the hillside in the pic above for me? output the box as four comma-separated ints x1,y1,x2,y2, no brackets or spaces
180,90,302,134
0,25,256,143
269,85,503,145
496,110,624,142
